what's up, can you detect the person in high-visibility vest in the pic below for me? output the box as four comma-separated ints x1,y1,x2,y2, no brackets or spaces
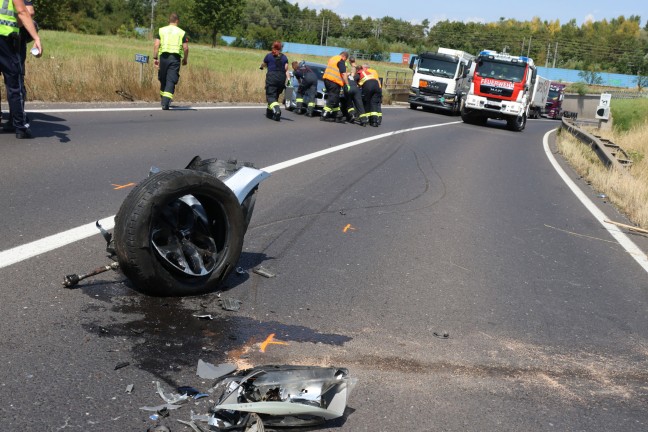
153,13,189,110
342,56,367,126
357,64,382,127
0,0,41,139
291,61,318,117
321,51,349,123
260,41,290,121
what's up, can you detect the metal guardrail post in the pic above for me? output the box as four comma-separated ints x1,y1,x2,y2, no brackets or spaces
560,117,632,176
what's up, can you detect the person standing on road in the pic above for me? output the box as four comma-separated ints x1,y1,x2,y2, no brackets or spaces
291,61,317,117
3,0,36,133
153,13,188,110
343,56,366,126
260,41,289,121
321,51,349,123
357,64,382,127
0,0,41,139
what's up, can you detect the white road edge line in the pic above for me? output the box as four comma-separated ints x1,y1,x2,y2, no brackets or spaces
543,129,648,273
0,121,460,269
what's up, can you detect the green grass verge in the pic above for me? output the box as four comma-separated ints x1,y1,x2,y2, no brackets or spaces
611,99,648,132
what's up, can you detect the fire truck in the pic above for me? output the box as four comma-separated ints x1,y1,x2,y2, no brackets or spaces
461,50,547,131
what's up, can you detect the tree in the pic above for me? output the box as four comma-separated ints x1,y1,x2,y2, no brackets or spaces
192,0,243,46
578,69,603,85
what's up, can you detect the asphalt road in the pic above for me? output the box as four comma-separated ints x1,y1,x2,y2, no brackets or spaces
1,103,647,431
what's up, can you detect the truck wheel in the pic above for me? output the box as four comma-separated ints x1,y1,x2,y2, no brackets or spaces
409,103,419,110
114,169,245,297
507,114,526,131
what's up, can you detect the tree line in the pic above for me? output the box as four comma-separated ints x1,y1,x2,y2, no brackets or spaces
32,0,648,75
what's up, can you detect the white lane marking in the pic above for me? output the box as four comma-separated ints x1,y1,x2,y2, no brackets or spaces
0,216,116,269
264,122,460,173
0,121,459,269
543,129,648,273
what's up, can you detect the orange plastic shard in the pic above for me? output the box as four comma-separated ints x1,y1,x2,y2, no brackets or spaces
343,224,356,233
259,333,289,353
112,182,136,190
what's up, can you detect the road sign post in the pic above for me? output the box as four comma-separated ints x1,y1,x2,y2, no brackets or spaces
595,93,611,128
135,54,149,84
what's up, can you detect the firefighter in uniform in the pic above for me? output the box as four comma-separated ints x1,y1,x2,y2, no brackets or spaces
357,64,382,127
321,51,349,123
343,56,366,126
153,13,188,110
0,0,40,139
260,41,289,121
291,61,317,117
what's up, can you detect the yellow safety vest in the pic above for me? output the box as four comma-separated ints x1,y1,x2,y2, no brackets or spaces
159,25,186,57
323,55,344,86
0,0,19,36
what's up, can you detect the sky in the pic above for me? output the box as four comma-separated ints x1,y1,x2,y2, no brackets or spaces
288,0,645,26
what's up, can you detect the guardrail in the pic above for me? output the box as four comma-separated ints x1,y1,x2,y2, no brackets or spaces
560,117,633,175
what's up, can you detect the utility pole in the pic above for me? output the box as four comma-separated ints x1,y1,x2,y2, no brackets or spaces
325,19,330,46
320,16,325,45
552,42,558,68
545,43,550,68
150,0,156,36
527,36,532,57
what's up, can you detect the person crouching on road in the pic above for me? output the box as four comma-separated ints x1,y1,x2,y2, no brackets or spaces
291,61,318,117
357,64,382,127
153,12,188,110
322,51,349,123
260,41,289,121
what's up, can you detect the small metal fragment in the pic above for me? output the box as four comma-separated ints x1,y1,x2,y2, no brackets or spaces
253,266,275,278
196,360,237,379
193,314,214,320
114,361,130,370
126,384,134,394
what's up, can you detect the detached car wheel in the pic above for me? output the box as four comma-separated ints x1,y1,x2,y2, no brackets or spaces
114,169,245,296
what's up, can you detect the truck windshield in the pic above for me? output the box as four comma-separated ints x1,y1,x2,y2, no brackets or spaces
548,89,560,100
417,57,457,78
475,60,526,82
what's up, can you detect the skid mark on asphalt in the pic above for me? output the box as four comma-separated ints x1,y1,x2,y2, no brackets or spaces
0,121,459,270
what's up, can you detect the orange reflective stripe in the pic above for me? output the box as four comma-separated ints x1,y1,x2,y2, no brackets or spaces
323,55,344,86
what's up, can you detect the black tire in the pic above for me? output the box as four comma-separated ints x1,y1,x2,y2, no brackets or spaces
507,113,526,131
409,103,418,110
460,104,474,124
114,169,245,296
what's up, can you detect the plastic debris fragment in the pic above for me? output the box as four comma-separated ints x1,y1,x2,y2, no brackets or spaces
196,359,237,380
235,267,247,275
156,381,189,404
253,266,275,278
177,386,200,396
140,403,183,412
220,298,242,311
126,384,134,394
193,314,214,320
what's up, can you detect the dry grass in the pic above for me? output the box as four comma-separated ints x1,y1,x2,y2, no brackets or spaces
21,30,408,104
557,122,648,229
